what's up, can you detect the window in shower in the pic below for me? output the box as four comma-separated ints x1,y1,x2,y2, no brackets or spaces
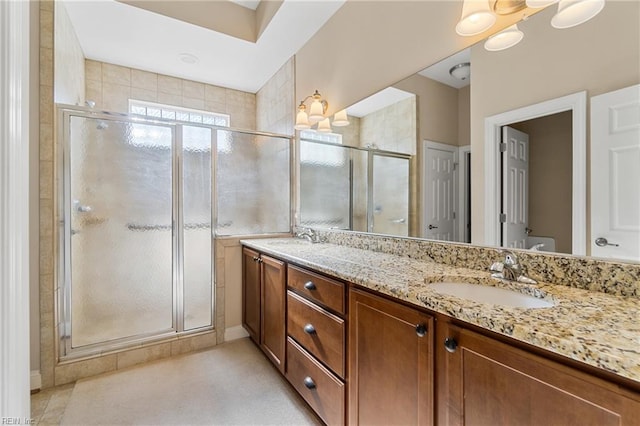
129,100,230,127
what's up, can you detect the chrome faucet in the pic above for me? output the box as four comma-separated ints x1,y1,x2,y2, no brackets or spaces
295,227,320,243
490,250,537,284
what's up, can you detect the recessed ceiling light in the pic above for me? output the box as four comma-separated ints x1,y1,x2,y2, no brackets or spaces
179,53,199,64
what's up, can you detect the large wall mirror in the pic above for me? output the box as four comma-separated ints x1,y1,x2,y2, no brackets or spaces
298,1,640,263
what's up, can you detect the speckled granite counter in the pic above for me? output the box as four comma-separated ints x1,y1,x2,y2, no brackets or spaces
241,238,640,387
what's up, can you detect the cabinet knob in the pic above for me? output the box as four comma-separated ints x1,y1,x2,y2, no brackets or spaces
257,258,263,263
304,281,316,290
303,324,316,334
444,337,458,353
415,323,427,337
303,376,316,390
252,256,258,262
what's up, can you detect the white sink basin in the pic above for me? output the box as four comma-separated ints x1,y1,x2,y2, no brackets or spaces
430,282,554,309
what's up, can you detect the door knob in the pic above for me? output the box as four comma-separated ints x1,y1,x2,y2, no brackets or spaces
428,224,438,230
595,237,619,247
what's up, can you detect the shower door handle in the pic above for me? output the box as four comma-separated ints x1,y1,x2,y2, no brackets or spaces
428,224,438,230
73,199,92,213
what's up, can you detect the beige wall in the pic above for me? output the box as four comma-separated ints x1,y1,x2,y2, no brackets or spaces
85,60,256,129
256,56,294,134
53,1,84,105
394,74,458,147
470,2,640,244
458,85,470,148
295,1,534,115
511,111,572,254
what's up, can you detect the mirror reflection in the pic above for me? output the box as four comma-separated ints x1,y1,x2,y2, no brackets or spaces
299,1,640,262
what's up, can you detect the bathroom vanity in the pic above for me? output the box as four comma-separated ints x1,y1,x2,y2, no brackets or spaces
241,236,640,425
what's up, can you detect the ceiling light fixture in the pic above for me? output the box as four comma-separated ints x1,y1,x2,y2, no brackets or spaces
294,90,350,132
456,0,604,52
449,62,471,80
179,53,199,64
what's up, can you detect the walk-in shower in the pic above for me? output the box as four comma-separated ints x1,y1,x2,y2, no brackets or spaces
57,105,291,359
299,138,411,236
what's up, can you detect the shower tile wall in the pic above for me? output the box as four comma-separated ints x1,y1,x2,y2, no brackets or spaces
84,60,257,130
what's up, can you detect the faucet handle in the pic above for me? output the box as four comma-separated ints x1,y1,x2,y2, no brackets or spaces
499,249,519,266
489,262,504,273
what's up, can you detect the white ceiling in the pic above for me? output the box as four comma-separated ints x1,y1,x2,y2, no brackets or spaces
346,87,415,118
418,48,471,89
229,0,261,10
63,0,345,93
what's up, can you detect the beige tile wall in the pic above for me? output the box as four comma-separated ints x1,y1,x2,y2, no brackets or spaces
39,0,56,390
85,60,257,130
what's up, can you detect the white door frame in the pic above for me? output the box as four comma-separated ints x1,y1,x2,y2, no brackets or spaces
423,140,458,240
483,91,587,255
0,0,32,417
457,145,471,243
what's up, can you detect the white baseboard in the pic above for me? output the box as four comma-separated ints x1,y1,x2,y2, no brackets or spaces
30,370,41,391
225,325,249,342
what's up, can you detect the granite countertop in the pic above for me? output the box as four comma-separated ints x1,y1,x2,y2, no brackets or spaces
241,238,640,387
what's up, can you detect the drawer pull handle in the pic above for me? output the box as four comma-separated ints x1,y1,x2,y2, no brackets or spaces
303,324,316,334
415,323,427,337
303,376,316,389
304,281,316,290
444,337,458,353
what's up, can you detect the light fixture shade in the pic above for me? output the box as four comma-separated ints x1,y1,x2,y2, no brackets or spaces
294,110,310,130
316,118,332,133
551,0,604,29
484,24,524,51
333,109,350,127
449,62,471,80
526,0,559,8
455,0,497,36
308,99,325,123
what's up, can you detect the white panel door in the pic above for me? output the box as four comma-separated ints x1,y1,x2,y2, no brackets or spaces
425,142,455,241
591,84,640,261
502,126,529,249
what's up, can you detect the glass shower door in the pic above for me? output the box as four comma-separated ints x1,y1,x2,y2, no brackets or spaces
68,117,175,348
371,153,410,236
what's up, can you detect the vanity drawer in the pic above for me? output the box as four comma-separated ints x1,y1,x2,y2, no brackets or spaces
288,265,345,315
286,337,345,426
287,291,345,378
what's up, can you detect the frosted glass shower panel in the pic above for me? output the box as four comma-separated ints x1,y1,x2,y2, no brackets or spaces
371,154,409,236
216,131,291,235
69,117,174,348
182,125,213,330
300,141,351,229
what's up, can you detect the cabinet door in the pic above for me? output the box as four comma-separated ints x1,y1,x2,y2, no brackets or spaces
349,289,434,425
261,254,286,373
438,324,640,426
242,247,261,344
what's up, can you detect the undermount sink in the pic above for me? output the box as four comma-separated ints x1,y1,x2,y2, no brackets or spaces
430,282,554,309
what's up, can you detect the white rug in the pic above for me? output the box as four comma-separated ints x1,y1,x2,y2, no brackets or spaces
61,338,320,425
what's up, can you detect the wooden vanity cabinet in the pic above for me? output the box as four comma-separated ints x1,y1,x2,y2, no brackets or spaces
285,265,347,425
349,288,434,426
241,247,286,373
437,322,640,426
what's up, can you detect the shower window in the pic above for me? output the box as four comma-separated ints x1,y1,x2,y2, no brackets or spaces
129,100,230,127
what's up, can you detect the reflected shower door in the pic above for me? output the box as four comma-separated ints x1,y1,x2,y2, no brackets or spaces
299,141,351,229
371,154,410,236
68,117,174,348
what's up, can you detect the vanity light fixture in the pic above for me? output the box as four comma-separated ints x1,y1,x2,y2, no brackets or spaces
550,0,605,29
294,90,350,132
456,0,604,52
455,0,497,36
484,24,524,51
